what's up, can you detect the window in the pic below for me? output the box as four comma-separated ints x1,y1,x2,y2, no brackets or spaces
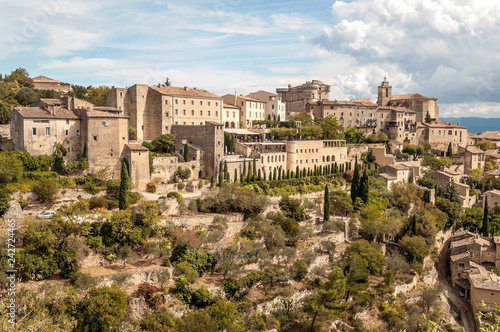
67,148,70,153
208,111,211,116
32,128,37,136
216,102,218,106
65,130,69,136
166,112,169,117
200,101,203,106
141,125,144,130
66,119,70,124
183,122,186,125
380,113,384,118
93,136,97,140
200,110,203,116
76,130,80,136
241,102,244,106
183,110,186,115
175,99,178,104
165,100,168,105
102,121,109,127
183,100,186,105
175,109,178,115
165,126,168,131
216,111,218,116
191,110,194,115
448,130,452,135
175,122,178,125
191,101,194,105
208,102,211,106
340,112,344,116
192,122,194,125
272,105,275,109
232,112,235,117
45,127,50,136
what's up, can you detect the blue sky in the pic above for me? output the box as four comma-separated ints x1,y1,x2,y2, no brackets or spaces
2,0,500,117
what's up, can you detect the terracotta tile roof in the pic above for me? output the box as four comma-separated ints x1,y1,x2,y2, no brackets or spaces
223,103,241,109
15,107,79,119
32,75,60,83
126,143,149,151
151,85,220,99
236,95,264,102
390,93,436,100
419,121,467,129
94,106,122,112
485,189,500,196
378,173,397,181
472,131,500,140
465,146,485,154
485,149,500,156
450,252,470,262
378,106,414,113
39,98,63,105
322,99,377,107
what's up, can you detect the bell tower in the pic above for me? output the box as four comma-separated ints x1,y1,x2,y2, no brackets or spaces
377,77,392,107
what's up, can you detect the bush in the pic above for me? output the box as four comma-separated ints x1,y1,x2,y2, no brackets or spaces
86,236,103,249
128,191,142,205
140,307,179,331
88,196,108,210
291,260,308,281
84,182,101,195
191,287,213,308
69,272,98,291
33,178,61,203
137,282,163,309
167,191,183,203
177,182,185,191
173,261,199,283
146,181,157,193
111,273,132,287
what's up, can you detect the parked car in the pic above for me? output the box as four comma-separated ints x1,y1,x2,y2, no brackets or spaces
36,210,56,219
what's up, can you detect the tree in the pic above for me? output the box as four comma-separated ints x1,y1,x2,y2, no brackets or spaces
443,179,461,204
425,111,432,123
156,268,171,291
76,284,128,331
0,152,23,184
33,178,61,203
118,159,129,210
184,143,189,162
117,244,133,268
483,197,490,237
342,240,386,282
152,134,175,153
476,140,496,151
446,142,453,157
175,166,191,182
0,102,9,124
351,157,360,203
359,169,369,204
210,176,214,188
399,235,429,263
330,190,353,219
165,77,172,86
323,185,330,222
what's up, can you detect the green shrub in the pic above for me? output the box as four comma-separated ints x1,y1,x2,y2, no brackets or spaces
177,182,185,191
146,181,157,193
111,273,132,287
69,272,98,291
173,261,199,283
140,307,179,331
128,191,142,205
84,182,100,194
191,287,213,308
33,177,61,203
87,236,103,249
88,196,108,210
167,191,183,203
291,260,308,281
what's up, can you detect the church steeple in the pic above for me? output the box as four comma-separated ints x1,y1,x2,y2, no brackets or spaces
377,78,392,107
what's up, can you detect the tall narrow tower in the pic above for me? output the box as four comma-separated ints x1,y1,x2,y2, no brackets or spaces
377,77,392,107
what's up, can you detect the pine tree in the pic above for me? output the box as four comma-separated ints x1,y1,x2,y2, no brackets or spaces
446,142,453,157
351,157,360,203
118,159,129,210
277,114,281,122
184,143,189,162
483,197,490,237
359,169,369,204
323,184,330,222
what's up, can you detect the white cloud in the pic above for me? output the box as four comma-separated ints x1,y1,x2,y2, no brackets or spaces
39,25,100,57
440,101,500,118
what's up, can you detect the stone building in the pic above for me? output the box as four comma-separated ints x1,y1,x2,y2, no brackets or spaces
425,168,475,207
378,164,413,184
483,190,500,211
124,144,150,190
453,146,486,173
222,103,241,129
282,139,347,172
449,231,500,314
470,131,500,147
377,79,439,123
32,75,71,92
107,84,223,139
416,121,468,152
221,94,266,128
247,90,286,121
276,80,330,117
171,122,224,178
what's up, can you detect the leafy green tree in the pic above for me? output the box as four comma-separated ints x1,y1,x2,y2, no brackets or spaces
0,102,9,124
399,235,429,263
184,143,189,162
315,115,344,139
118,159,129,210
351,157,360,203
15,87,38,106
33,178,60,203
152,134,175,153
462,208,484,233
483,197,490,237
140,307,179,331
476,140,496,151
85,85,111,106
435,197,461,227
330,190,353,218
323,185,330,222
156,268,171,291
342,240,386,282
0,152,23,183
425,111,432,123
175,166,191,182
76,284,128,331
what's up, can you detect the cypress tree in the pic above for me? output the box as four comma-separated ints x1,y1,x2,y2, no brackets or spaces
324,184,330,222
218,169,223,187
296,166,300,178
258,169,262,181
268,114,271,120
184,143,189,162
282,169,285,180
483,197,490,236
290,171,294,179
273,168,277,181
425,111,432,123
263,170,267,181
446,142,453,157
243,160,246,175
278,167,282,180
351,157,360,203
277,114,281,122
210,176,214,188
314,165,317,176
360,169,369,204
240,173,244,184
247,166,251,183
118,159,129,210
287,169,290,179
234,169,238,182
252,158,256,182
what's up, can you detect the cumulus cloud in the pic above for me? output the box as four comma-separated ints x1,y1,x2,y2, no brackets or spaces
309,0,500,105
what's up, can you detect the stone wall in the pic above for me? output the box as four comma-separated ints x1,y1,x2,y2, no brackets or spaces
369,146,395,166
152,156,200,182
0,124,10,139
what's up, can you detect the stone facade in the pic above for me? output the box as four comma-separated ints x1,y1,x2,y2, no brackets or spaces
378,164,413,183
416,121,468,152
425,168,475,208
222,103,241,129
470,131,500,147
454,146,486,173
276,80,330,117
107,84,223,138
172,122,224,178
222,94,266,128
32,75,71,93
247,90,286,121
483,190,500,211
124,144,150,191
369,146,395,166
283,140,348,172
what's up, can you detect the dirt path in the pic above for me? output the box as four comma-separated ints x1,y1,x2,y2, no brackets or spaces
437,238,477,332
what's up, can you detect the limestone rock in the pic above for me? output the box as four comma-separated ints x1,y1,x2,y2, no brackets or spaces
3,200,23,220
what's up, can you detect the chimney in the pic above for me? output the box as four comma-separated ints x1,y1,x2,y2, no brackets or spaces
50,107,55,116
184,86,188,90
234,91,237,106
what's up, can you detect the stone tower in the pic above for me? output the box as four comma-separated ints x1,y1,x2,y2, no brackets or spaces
377,77,392,107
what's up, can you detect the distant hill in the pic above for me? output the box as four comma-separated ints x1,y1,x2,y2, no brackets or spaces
440,117,500,134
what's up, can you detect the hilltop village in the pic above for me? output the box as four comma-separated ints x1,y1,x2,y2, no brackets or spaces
1,69,500,331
